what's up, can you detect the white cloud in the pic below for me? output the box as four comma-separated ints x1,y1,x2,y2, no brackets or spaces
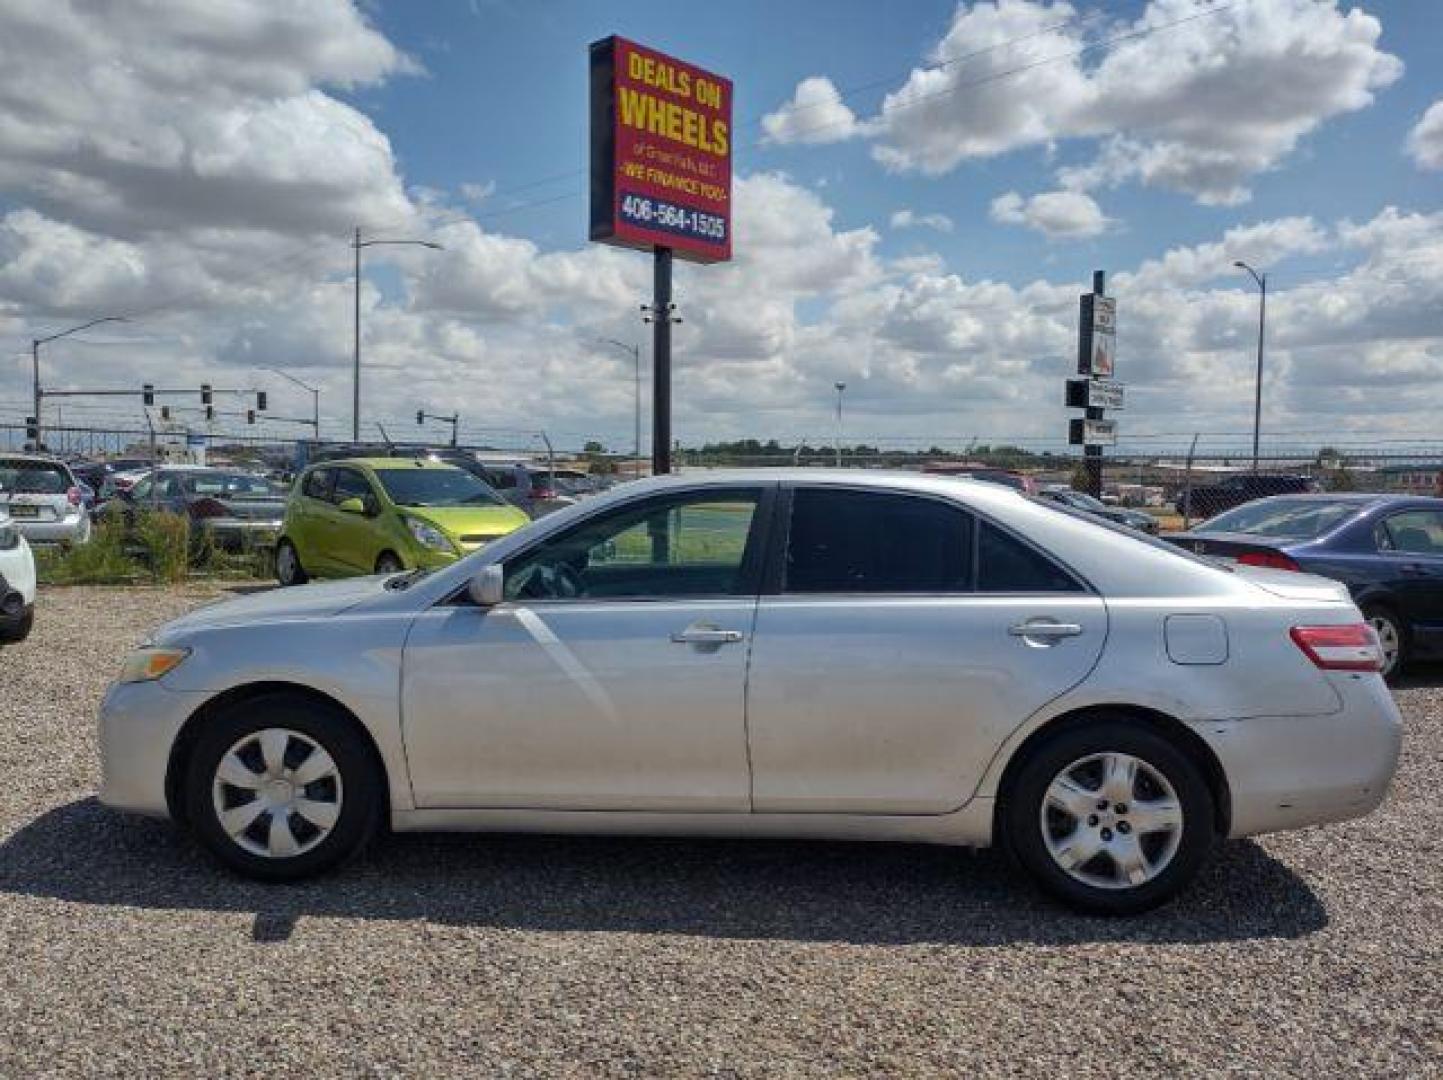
989,191,1108,238
1123,216,1331,290
761,76,862,145
769,0,1402,206
1407,100,1443,170
890,210,955,233
459,181,496,204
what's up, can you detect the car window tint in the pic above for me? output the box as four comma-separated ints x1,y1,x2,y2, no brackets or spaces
504,490,760,601
785,488,972,594
331,469,372,504
977,521,1081,593
0,460,69,494
302,468,332,500
1383,511,1443,555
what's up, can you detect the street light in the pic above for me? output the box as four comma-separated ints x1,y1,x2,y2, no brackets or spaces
264,367,322,439
1233,260,1267,471
31,316,127,450
598,337,643,477
352,228,443,441
834,381,847,468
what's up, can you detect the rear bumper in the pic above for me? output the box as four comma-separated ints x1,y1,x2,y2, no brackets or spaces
1190,674,1402,838
16,516,87,544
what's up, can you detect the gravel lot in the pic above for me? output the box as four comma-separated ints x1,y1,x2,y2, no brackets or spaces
1,585,1440,1077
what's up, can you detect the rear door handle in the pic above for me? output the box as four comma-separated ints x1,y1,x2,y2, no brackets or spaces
671,624,745,645
1009,620,1084,641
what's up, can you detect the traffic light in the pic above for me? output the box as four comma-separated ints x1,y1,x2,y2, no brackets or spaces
416,409,425,425
246,409,255,425
142,383,154,406
161,405,171,421
205,405,215,421
200,384,212,406
256,391,267,412
25,416,37,442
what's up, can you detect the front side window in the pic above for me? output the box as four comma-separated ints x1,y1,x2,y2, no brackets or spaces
331,468,374,506
504,489,761,601
785,488,972,593
302,468,332,501
1380,511,1443,555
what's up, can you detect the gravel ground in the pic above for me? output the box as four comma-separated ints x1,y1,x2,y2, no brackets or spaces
1,585,1440,1077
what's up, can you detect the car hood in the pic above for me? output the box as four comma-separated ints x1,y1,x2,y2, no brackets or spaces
399,504,529,537
156,577,390,639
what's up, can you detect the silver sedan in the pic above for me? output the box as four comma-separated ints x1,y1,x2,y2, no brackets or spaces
97,470,1402,914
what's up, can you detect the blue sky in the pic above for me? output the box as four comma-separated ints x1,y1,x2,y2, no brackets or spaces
1,1,1441,452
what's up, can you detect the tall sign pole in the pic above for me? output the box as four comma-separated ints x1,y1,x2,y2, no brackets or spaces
1067,270,1121,498
590,35,732,475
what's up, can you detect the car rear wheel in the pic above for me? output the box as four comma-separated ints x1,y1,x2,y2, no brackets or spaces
275,539,308,586
1363,605,1405,681
184,694,383,881
1004,719,1215,915
375,551,404,575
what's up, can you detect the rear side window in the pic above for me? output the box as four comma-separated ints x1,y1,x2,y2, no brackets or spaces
302,468,333,500
1380,511,1443,555
785,489,972,593
977,522,1081,593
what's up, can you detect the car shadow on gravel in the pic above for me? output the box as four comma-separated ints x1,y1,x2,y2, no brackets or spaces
0,798,1328,946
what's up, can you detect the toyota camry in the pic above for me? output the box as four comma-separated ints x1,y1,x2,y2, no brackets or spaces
97,471,1402,914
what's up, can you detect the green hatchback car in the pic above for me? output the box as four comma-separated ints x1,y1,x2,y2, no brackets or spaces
275,458,530,585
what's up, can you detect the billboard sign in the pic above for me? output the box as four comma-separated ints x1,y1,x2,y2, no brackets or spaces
1078,292,1116,377
1069,417,1118,447
589,36,732,264
1065,376,1125,410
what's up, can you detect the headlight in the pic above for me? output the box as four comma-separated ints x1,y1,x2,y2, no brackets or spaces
405,517,455,553
0,524,17,550
117,647,190,684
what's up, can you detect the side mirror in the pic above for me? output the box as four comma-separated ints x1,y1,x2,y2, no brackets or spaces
337,497,366,515
467,563,505,607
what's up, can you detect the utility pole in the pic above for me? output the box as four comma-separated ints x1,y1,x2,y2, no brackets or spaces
598,338,643,477
834,382,847,468
31,315,126,450
1234,261,1267,471
352,228,443,442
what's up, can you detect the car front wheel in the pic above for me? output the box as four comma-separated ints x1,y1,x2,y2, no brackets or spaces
184,694,383,881
1004,719,1216,915
275,539,308,586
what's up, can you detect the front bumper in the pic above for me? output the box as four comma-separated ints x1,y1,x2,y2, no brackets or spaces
1191,673,1403,838
97,678,205,817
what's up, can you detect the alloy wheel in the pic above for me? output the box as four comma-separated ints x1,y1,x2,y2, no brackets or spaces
210,728,344,859
1368,614,1401,677
1040,752,1184,890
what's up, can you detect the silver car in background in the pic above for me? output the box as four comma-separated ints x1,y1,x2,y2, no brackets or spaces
97,470,1401,914
0,453,92,546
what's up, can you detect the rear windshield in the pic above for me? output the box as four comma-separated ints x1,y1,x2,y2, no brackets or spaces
375,467,506,508
0,459,70,494
1202,498,1362,538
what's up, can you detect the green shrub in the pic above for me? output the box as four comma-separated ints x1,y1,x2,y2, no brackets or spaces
35,517,142,584
35,510,272,585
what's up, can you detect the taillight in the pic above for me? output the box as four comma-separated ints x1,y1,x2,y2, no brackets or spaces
66,486,82,506
1238,550,1299,572
1290,624,1383,672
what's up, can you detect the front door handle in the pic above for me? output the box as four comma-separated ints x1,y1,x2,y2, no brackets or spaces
671,624,745,645
1009,619,1084,644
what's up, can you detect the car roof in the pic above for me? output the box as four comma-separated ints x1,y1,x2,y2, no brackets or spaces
320,457,460,471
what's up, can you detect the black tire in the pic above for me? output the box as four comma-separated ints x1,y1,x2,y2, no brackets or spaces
183,693,383,881
1003,719,1216,916
1362,604,1407,683
374,551,404,574
0,607,33,644
275,538,308,586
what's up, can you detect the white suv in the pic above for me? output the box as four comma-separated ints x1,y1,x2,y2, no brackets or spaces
0,454,91,546
0,505,36,643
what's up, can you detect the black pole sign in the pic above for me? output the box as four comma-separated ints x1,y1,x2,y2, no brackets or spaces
652,247,673,476
1068,270,1121,498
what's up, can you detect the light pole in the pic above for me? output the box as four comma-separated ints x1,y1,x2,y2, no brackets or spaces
353,228,443,441
834,381,847,468
31,316,127,450
598,337,643,477
1234,260,1267,471
264,367,321,439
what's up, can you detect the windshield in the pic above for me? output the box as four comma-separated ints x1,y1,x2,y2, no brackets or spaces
0,459,70,495
375,467,506,508
1201,498,1362,539
178,472,283,497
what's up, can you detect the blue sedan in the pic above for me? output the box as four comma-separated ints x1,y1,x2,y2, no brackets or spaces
1166,494,1443,678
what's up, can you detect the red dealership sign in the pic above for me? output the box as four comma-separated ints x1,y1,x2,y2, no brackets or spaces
589,36,732,263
